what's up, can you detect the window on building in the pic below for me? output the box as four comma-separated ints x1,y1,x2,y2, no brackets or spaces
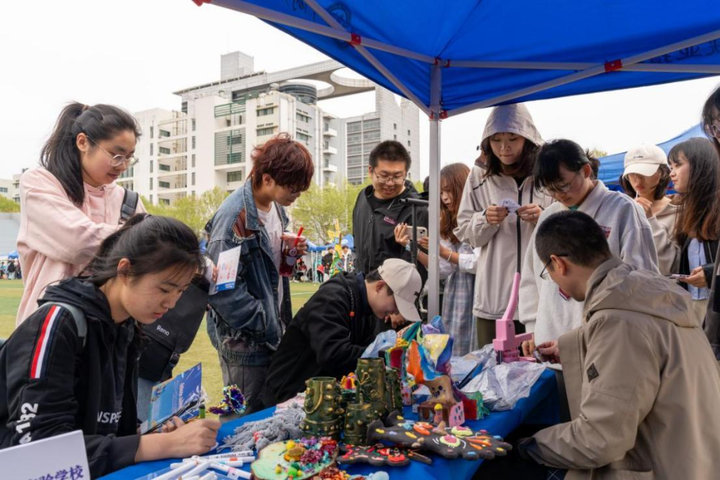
393,134,397,140
192,136,196,149
0,187,7,193
160,198,170,205
228,152,243,164
159,163,170,172
159,181,170,189
150,194,153,203
181,102,187,114
296,132,310,142
257,107,275,116
296,112,311,123
393,123,397,130
347,133,361,144
149,178,153,189
149,160,153,173
408,129,411,136
257,127,275,136
191,118,196,131
159,146,171,155
192,154,196,168
150,126,154,138
347,121,361,133
408,140,411,147
191,173,195,186
363,118,380,129
227,170,244,183
150,143,153,156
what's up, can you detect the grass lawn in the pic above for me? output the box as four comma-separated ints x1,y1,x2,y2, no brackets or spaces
0,280,319,408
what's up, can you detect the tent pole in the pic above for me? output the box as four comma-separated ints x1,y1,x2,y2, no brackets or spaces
427,64,442,320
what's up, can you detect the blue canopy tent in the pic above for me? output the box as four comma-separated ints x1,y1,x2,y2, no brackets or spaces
597,124,706,187
193,0,720,317
7,250,18,259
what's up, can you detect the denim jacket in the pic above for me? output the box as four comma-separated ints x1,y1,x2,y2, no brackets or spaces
206,180,292,366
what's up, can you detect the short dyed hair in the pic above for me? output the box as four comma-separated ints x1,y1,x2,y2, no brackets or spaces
251,133,314,191
535,211,611,267
534,139,600,189
369,140,411,170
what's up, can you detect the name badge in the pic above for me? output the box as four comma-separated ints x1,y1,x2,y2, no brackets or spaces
383,216,397,226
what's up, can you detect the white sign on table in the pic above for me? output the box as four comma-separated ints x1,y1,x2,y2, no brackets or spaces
0,430,90,480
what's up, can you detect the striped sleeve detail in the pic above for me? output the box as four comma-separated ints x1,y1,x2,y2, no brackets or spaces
29,305,63,379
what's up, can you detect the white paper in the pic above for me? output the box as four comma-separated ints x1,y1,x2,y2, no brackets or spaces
211,245,242,295
499,198,521,214
0,430,90,480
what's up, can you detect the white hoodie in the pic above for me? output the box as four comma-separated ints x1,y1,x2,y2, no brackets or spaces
455,103,553,319
519,180,659,343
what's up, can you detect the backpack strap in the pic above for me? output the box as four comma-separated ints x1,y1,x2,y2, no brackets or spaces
46,302,87,348
120,189,139,223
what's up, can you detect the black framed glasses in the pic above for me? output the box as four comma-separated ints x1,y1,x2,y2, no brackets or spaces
86,135,138,168
539,254,568,280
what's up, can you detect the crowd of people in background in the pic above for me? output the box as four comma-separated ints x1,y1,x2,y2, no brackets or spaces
2,82,720,478
0,260,20,280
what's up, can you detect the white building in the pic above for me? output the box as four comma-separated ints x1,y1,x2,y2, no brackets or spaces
120,52,420,205
0,173,22,203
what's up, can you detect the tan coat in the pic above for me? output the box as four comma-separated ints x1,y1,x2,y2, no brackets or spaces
530,258,720,479
647,200,679,276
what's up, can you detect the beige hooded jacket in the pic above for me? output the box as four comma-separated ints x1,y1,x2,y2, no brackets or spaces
530,258,720,480
455,103,553,319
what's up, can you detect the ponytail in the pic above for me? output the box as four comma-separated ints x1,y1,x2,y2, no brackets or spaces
41,102,140,206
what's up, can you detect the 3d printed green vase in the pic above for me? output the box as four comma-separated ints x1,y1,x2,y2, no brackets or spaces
355,358,388,420
300,376,344,438
343,402,375,445
384,367,404,414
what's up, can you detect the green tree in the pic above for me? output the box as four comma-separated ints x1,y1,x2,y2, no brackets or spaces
291,181,367,244
143,187,229,234
0,196,20,213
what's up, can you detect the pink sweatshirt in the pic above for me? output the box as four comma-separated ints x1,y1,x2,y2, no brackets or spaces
16,167,145,324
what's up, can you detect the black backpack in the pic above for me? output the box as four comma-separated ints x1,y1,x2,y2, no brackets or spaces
121,189,210,382
137,277,209,381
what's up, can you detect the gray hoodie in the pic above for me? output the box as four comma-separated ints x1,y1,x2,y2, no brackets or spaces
455,103,553,319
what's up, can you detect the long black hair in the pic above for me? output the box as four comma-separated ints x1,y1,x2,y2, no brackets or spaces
669,138,720,244
40,102,140,206
86,214,202,287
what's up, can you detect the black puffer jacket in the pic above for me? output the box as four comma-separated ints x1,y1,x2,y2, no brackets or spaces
262,272,388,405
0,278,140,477
352,181,428,275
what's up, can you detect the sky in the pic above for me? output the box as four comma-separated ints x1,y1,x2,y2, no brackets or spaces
2,0,720,180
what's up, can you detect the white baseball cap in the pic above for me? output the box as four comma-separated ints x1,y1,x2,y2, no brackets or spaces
377,258,422,322
623,144,668,178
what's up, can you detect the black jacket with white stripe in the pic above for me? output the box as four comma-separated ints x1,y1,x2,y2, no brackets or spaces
0,277,140,477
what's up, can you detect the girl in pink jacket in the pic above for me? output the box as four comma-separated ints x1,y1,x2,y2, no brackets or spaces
16,102,145,324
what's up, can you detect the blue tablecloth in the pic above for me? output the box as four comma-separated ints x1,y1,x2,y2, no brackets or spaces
101,369,558,480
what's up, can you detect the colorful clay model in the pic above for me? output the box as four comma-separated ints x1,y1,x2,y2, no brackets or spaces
208,384,247,417
301,377,345,439
493,273,535,363
365,413,512,461
251,437,338,480
338,443,432,467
